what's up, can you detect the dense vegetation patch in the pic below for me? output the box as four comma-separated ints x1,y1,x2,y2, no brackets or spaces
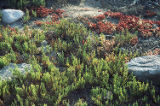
0,18,160,105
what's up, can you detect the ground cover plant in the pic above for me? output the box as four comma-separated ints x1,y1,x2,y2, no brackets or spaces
86,10,160,38
0,18,160,105
9,0,45,9
0,2,160,106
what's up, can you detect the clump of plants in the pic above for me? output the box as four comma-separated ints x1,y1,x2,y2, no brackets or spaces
9,0,45,9
114,29,138,46
143,48,160,56
145,10,157,17
84,10,160,39
104,10,158,38
87,17,116,35
97,34,115,57
0,17,160,106
23,9,30,23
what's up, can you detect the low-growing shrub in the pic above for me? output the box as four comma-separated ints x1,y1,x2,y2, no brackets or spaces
114,29,138,46
23,9,30,23
0,42,12,56
0,53,16,69
0,18,159,105
9,0,45,9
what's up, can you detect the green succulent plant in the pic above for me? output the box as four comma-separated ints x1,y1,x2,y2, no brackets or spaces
114,29,138,46
10,0,46,9
23,9,30,23
0,18,160,106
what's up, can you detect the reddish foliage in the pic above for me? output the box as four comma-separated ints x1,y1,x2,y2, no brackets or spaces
31,8,159,38
31,6,64,26
82,40,87,45
137,20,154,37
103,11,156,37
155,21,160,26
97,21,116,34
54,20,61,24
98,10,102,12
94,14,105,21
139,19,154,29
144,48,160,56
45,21,54,25
8,26,17,34
155,27,160,37
34,6,54,17
55,9,65,15
45,20,61,25
30,6,64,20
145,10,156,17
88,21,116,34
88,22,97,29
130,36,138,46
116,21,128,32
34,20,61,26
118,15,140,31
154,48,160,55
34,20,44,26
104,10,123,19
51,13,60,22
138,29,153,38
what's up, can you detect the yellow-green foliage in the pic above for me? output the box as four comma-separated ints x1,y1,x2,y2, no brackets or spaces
10,0,45,9
114,29,138,46
31,10,37,18
23,9,30,23
0,19,159,105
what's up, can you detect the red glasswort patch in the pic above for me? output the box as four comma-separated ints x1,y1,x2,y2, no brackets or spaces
94,14,105,21
130,36,138,46
97,21,116,34
104,10,122,19
88,22,97,29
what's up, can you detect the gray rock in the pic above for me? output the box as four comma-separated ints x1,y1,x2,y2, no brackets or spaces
41,40,48,47
127,55,160,84
37,40,52,54
0,63,32,81
1,9,24,24
8,20,24,30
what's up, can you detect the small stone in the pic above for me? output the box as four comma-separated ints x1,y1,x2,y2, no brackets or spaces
0,63,32,81
127,55,160,84
1,9,24,24
41,40,48,46
38,40,52,54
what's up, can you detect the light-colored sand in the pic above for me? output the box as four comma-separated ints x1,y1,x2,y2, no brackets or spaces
61,0,106,19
